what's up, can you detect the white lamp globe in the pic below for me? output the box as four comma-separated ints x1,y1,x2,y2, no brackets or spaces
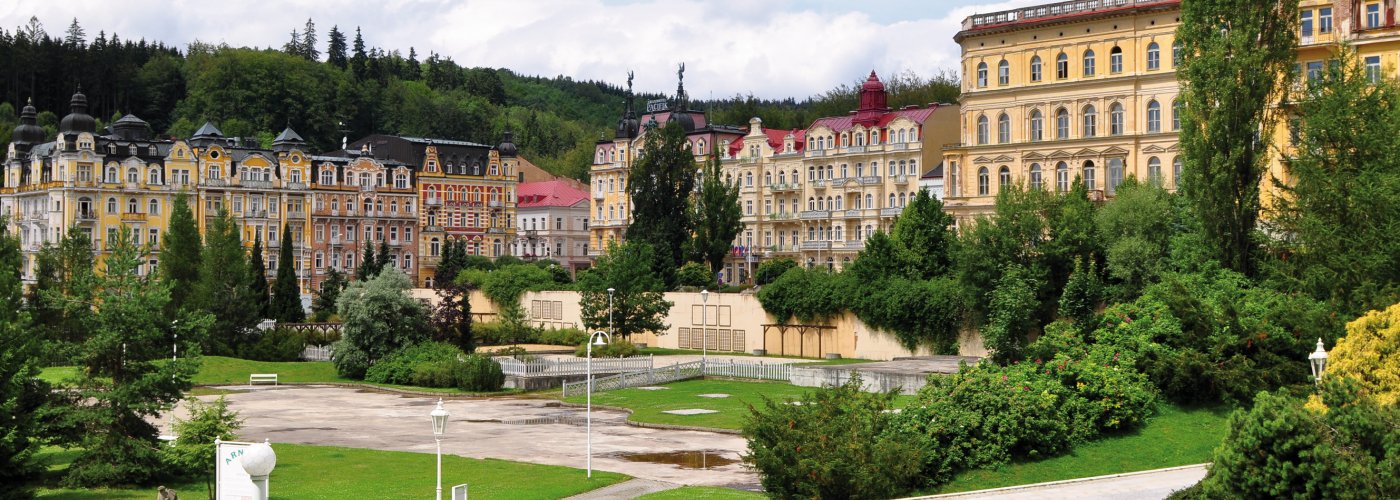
241,441,278,477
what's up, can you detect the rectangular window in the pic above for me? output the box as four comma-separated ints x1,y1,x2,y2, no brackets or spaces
1301,10,1313,37
1110,52,1122,73
149,228,159,246
1320,7,1333,33
1367,3,1381,28
315,225,325,242
1366,56,1382,83
1307,61,1324,82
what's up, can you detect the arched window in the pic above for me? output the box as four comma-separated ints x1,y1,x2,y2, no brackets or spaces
1029,109,1044,141
1146,100,1162,133
997,113,1011,143
976,115,989,145
977,167,990,196
107,197,117,213
1107,158,1124,194
148,168,160,185
149,199,160,215
1110,103,1125,135
1056,52,1069,79
1083,161,1098,191
997,60,1010,85
320,168,334,185
1083,49,1096,76
1146,42,1161,70
1083,105,1098,137
998,166,1012,192
126,168,138,183
1029,163,1043,190
864,193,873,208
1056,108,1070,139
1172,157,1183,189
808,197,815,210
1110,46,1123,73
1147,157,1163,187
127,197,138,213
888,193,896,207
1030,55,1043,82
1171,100,1182,130
976,62,988,87
105,166,117,183
1056,162,1070,192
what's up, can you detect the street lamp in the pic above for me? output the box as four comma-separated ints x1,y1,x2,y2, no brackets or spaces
430,399,449,500
700,289,709,364
1308,338,1329,385
240,440,277,500
606,287,616,337
586,330,611,478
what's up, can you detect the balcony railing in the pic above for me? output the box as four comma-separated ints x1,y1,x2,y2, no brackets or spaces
488,201,504,208
203,179,228,187
425,198,442,206
768,183,798,192
880,207,903,216
424,225,443,233
75,211,97,222
801,241,831,250
895,175,910,185
767,212,794,221
286,182,308,190
859,176,881,185
842,209,861,218
799,210,830,220
842,240,866,250
287,210,306,220
121,212,147,222
244,210,268,219
963,0,1137,31
811,180,827,189
241,180,274,189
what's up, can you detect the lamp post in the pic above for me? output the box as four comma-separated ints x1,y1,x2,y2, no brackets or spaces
1308,338,1329,385
586,330,611,478
430,399,449,500
606,287,615,337
240,440,277,500
700,289,709,364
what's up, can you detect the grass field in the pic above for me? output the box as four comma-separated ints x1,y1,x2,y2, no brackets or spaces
932,403,1231,493
35,443,628,499
636,486,763,499
563,378,813,430
638,348,878,366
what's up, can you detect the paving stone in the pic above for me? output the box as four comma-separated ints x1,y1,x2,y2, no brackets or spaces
697,393,730,398
662,409,720,415
636,386,670,391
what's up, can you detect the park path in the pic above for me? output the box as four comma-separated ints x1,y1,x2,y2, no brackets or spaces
562,479,679,499
903,464,1208,500
200,385,760,490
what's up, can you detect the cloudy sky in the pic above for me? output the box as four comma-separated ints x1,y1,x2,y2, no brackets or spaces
3,0,1046,100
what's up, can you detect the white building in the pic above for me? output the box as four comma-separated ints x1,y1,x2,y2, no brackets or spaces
513,179,592,274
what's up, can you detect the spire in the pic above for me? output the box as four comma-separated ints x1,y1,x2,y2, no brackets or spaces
674,62,688,111
624,70,636,119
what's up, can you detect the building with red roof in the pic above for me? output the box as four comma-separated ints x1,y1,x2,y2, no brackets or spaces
513,179,592,273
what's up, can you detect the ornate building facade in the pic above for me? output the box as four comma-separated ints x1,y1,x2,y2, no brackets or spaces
513,179,592,274
307,147,419,291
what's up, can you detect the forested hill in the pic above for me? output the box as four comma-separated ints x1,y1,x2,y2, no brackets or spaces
0,17,958,180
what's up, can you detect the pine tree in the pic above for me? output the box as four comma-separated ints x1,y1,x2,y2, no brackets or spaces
160,191,201,315
0,220,46,497
312,268,346,321
406,47,420,80
29,227,96,363
357,242,377,281
282,29,302,57
270,224,305,323
1178,0,1298,277
301,18,319,61
376,239,391,273
689,147,743,275
326,25,348,69
350,27,368,80
195,209,256,356
63,17,85,49
247,234,270,319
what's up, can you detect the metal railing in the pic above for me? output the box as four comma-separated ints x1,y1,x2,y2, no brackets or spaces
302,345,333,361
495,355,653,377
560,359,793,397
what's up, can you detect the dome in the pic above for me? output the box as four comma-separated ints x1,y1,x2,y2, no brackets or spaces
616,116,640,139
861,70,886,92
497,130,518,158
12,98,45,147
672,112,696,132
58,89,97,135
111,114,151,141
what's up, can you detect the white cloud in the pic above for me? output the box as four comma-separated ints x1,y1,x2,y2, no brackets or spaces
4,0,1052,99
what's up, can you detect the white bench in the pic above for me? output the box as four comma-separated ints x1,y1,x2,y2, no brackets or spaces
249,373,279,386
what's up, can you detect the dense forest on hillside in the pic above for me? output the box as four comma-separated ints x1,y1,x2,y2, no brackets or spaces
0,16,959,180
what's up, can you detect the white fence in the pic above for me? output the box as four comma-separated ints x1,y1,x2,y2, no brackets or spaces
560,359,794,397
704,359,791,381
302,345,333,361
494,356,654,377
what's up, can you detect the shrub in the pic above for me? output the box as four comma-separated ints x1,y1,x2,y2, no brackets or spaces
537,327,589,346
1327,301,1400,406
493,345,536,361
982,265,1041,364
1024,319,1087,363
754,258,797,286
755,267,850,323
365,342,463,386
493,255,524,268
676,261,716,288
161,396,243,493
239,327,306,362
576,338,639,358
744,375,923,499
455,354,505,392
481,264,555,307
332,269,431,379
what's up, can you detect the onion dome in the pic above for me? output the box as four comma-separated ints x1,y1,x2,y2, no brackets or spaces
857,70,889,113
58,88,97,135
672,112,696,132
111,114,152,141
497,130,518,158
12,98,45,148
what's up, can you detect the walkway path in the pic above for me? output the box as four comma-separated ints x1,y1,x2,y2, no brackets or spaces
562,479,680,499
905,464,1208,500
204,385,759,490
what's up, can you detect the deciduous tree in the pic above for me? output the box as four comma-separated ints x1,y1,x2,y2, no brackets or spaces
626,121,696,287
332,269,430,378
689,148,742,275
578,241,672,340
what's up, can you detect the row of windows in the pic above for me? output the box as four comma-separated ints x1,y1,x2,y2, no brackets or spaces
807,125,920,151
974,41,1179,88
315,250,413,271
313,223,414,243
975,99,1179,145
422,186,512,203
956,156,1182,197
1299,6,1335,38
801,191,921,211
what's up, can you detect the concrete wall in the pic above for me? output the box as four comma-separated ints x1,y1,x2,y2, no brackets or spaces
432,287,989,360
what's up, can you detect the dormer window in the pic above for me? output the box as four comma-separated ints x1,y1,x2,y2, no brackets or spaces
129,145,137,155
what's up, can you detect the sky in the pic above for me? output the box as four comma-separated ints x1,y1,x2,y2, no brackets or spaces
2,0,1049,100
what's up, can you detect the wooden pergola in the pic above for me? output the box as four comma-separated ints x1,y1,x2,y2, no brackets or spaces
761,323,836,358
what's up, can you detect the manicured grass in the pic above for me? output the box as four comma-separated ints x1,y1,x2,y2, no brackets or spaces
931,403,1231,494
637,486,763,499
192,356,350,385
37,366,78,385
638,347,879,366
36,443,628,499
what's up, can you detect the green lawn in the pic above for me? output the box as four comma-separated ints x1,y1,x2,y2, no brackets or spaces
36,443,628,499
638,347,878,366
37,366,78,385
636,486,763,499
932,403,1231,494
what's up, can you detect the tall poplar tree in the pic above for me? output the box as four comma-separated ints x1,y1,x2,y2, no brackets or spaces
271,224,305,323
160,191,201,315
247,234,270,319
689,148,742,275
627,120,696,287
1177,0,1298,277
195,209,256,355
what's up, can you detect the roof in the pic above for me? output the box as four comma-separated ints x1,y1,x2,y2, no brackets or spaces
517,157,557,183
397,136,491,148
809,104,944,133
728,127,806,157
273,127,305,143
922,163,944,179
516,180,588,208
192,121,224,137
957,0,1180,41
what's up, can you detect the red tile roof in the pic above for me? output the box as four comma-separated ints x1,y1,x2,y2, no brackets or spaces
809,104,944,133
728,128,806,157
517,179,588,208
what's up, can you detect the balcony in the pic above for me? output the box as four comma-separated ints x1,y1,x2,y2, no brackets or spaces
75,210,97,222
241,180,274,189
769,245,800,254
486,227,508,234
895,175,910,185
767,212,794,221
286,182,308,190
962,0,1139,31
425,197,442,206
811,180,827,189
203,179,229,188
593,191,605,200
807,149,828,158
244,210,268,219
1087,190,1106,202
286,210,306,220
120,212,147,222
488,200,504,208
880,207,903,217
359,184,376,192
799,210,830,220
330,236,342,245
768,183,798,192
859,176,881,185
832,178,850,187
842,209,861,218
842,240,866,251
424,225,443,233
801,241,831,250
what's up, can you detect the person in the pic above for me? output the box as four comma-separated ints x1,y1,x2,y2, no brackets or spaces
157,486,179,500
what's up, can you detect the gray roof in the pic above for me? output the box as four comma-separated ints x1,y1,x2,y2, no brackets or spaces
192,121,224,137
398,136,491,148
273,127,305,143
922,163,944,179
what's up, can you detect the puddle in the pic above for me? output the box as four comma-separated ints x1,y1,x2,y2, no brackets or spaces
614,450,739,469
462,419,502,423
274,427,338,432
501,415,587,426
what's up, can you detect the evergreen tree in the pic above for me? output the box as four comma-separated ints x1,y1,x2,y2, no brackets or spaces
1177,0,1298,277
326,25,347,69
63,17,85,49
376,239,391,273
57,229,211,487
301,18,319,61
247,234,270,319
435,239,464,284
689,147,743,275
626,121,696,287
357,242,377,281
195,209,256,355
406,47,420,79
270,224,305,323
312,267,347,322
0,220,47,497
29,227,96,363
282,29,302,57
350,26,368,80
159,191,201,315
